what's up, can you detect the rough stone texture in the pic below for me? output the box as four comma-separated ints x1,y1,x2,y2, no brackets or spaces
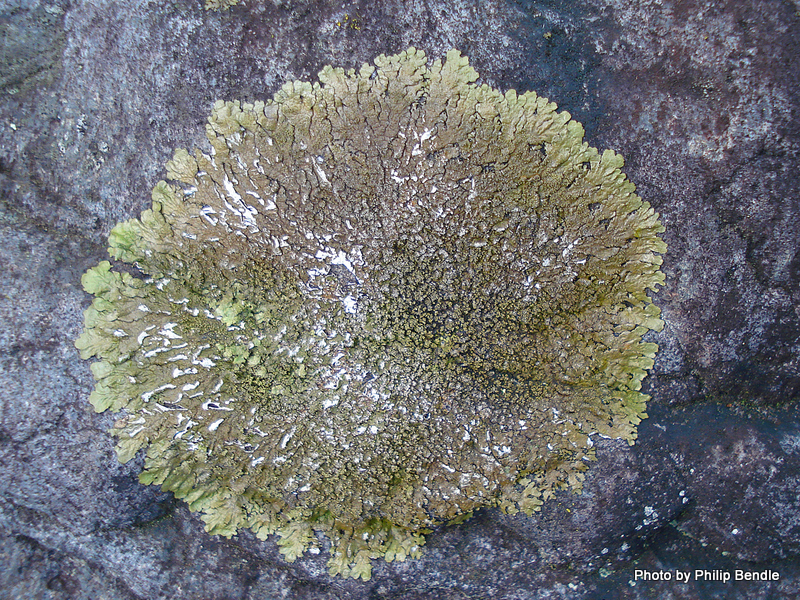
0,0,797,598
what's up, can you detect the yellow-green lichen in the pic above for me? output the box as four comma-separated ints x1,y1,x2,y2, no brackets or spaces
204,0,239,11
76,48,666,580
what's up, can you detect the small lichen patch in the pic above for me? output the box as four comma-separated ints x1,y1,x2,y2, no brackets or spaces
76,48,666,580
204,0,239,11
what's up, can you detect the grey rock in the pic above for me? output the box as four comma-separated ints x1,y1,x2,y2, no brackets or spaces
1,0,798,598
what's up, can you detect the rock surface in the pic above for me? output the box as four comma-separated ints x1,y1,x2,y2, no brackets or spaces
0,0,798,598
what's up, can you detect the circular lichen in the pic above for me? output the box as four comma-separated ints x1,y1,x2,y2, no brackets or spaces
76,48,666,579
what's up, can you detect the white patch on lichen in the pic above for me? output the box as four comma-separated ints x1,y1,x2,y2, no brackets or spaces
143,347,169,358
202,399,232,411
200,205,219,226
172,367,198,378
280,427,296,449
158,323,182,340
174,418,198,439
313,162,330,185
137,325,157,345
221,179,259,229
391,168,408,184
141,383,177,402
342,294,357,314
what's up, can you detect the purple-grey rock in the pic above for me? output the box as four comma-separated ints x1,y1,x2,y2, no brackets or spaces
1,0,798,598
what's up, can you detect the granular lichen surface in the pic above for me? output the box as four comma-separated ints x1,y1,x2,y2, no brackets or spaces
76,48,666,579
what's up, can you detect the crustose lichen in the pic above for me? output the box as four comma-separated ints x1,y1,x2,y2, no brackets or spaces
76,48,666,579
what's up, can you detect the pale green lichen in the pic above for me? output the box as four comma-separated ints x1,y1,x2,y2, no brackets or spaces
204,0,239,11
76,48,666,580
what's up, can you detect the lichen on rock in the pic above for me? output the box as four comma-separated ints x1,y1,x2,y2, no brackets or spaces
75,48,666,580
204,0,239,11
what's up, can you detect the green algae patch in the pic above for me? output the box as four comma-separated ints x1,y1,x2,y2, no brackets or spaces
76,48,666,580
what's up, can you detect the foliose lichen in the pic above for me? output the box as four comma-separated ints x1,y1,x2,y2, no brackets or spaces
76,48,666,580
204,0,239,11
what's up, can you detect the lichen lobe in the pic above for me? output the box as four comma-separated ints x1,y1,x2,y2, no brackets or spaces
76,48,666,580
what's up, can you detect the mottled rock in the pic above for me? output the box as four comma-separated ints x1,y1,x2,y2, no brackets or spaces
1,0,798,598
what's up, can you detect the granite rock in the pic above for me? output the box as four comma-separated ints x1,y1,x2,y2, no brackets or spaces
1,0,798,598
